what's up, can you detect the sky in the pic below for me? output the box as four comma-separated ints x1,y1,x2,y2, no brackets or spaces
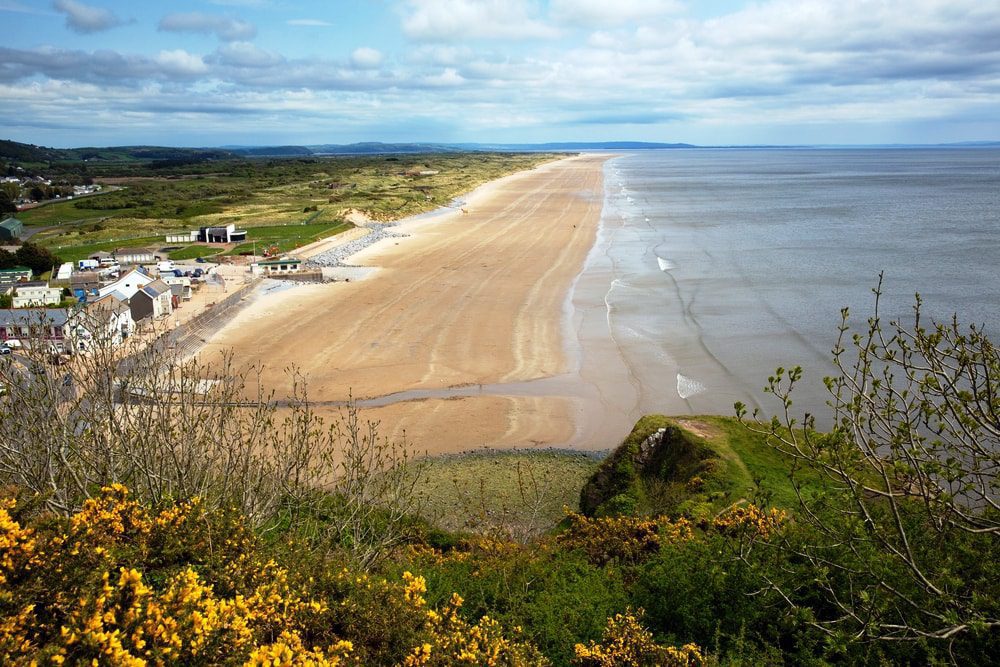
1,0,999,147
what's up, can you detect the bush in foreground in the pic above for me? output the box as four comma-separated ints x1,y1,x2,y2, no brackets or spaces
0,484,549,666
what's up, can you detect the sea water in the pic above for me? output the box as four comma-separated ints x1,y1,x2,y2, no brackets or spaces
571,148,1000,431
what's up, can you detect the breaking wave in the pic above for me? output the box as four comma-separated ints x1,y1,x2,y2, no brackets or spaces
676,373,707,399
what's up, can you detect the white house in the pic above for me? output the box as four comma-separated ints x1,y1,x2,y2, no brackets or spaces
161,275,192,300
76,294,134,349
129,280,173,322
165,223,246,244
251,257,303,276
12,282,62,308
97,267,154,301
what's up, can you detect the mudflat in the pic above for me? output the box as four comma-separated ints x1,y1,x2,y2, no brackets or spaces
202,154,607,454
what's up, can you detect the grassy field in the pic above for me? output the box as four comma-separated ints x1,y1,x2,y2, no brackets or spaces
225,220,354,256
43,235,166,263
411,450,601,538
17,153,558,262
167,245,223,260
580,415,826,521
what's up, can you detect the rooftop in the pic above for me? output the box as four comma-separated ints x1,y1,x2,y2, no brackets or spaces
255,257,302,266
0,308,70,328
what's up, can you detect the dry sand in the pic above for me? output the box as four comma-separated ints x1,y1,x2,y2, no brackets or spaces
201,155,608,455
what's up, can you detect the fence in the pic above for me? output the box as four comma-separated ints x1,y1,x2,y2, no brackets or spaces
167,278,262,359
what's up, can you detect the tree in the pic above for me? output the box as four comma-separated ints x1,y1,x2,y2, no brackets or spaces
736,276,1000,653
0,182,18,213
14,243,61,276
0,314,425,567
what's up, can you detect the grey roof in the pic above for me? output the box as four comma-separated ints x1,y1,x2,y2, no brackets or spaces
139,279,171,297
0,218,23,230
87,294,130,317
71,271,101,286
0,308,70,328
114,247,155,257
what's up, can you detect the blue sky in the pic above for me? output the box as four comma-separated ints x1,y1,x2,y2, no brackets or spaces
1,0,998,147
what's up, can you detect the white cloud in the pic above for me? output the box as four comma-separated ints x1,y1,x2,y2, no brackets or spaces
53,0,126,34
3,0,998,145
1,1,44,14
350,47,384,69
422,67,466,87
155,50,208,76
158,12,257,42
211,42,284,68
400,0,558,41
287,18,333,27
550,0,681,27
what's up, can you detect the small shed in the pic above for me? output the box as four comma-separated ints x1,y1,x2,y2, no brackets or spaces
114,247,157,265
0,217,24,241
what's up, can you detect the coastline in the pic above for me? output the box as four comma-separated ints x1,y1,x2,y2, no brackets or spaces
199,154,615,455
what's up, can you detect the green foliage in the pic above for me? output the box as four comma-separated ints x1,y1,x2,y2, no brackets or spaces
402,542,629,665
225,221,353,256
579,416,815,520
0,242,61,275
736,279,1000,659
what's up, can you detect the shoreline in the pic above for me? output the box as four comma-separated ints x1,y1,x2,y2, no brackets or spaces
199,154,616,455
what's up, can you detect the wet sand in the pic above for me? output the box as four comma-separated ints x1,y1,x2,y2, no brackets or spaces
201,155,612,455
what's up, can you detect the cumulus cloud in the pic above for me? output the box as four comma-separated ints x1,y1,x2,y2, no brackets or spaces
3,0,999,144
53,0,126,34
158,12,257,42
400,0,557,41
154,50,208,76
550,0,681,27
350,47,383,69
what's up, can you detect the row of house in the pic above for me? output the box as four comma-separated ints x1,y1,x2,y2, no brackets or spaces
1,268,177,353
0,299,132,353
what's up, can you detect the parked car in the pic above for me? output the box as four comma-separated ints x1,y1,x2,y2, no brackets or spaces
195,257,206,263
0,345,11,356
4,339,21,349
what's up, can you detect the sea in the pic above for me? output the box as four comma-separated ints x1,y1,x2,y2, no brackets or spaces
567,148,1000,436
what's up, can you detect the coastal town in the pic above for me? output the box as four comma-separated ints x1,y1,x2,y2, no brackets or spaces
0,216,313,361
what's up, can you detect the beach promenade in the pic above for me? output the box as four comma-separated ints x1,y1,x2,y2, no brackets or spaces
200,155,608,455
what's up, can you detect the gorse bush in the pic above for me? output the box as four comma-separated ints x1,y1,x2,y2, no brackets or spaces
0,485,545,666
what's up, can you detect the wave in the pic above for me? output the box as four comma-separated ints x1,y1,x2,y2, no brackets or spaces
676,373,707,399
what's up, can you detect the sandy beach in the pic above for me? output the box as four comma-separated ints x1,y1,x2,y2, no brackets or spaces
201,154,608,454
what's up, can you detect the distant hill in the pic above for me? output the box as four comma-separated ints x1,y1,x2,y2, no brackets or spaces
0,139,235,163
4,138,997,165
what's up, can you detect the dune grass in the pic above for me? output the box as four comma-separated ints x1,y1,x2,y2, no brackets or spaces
411,450,601,536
